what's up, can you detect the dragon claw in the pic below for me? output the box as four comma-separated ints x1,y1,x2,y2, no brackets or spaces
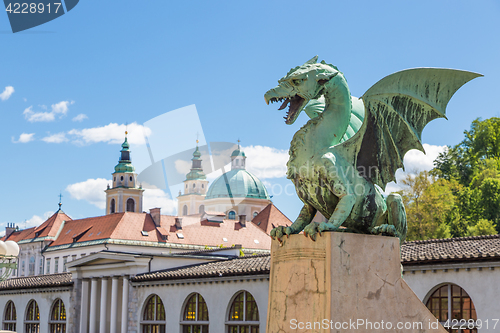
271,226,293,242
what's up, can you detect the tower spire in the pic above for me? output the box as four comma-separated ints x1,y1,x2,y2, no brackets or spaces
58,192,63,211
105,131,144,214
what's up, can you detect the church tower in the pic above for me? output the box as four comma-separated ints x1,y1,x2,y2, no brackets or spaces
105,133,144,214
177,142,209,215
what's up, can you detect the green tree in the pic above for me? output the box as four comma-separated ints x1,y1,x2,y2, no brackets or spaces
399,171,456,241
434,118,500,186
467,218,497,236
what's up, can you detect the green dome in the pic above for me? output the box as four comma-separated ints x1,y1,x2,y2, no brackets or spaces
114,162,135,173
231,148,246,157
186,169,206,180
205,169,269,200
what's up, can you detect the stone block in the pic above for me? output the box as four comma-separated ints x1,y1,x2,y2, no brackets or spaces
266,232,446,332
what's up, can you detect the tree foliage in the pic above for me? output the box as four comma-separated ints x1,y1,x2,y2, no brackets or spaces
401,117,500,240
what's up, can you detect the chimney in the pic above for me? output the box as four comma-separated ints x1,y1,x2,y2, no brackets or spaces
239,215,246,227
175,217,183,230
150,208,161,227
5,223,16,239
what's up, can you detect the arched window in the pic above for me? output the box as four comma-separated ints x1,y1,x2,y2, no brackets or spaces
110,199,115,214
49,299,66,333
141,294,165,333
426,284,477,332
227,291,259,333
228,211,236,220
253,212,258,219
183,205,188,216
3,300,16,331
25,299,39,333
181,293,209,332
126,198,135,212
199,205,205,214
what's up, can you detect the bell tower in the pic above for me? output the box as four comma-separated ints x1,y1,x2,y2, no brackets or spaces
177,141,209,216
105,132,144,214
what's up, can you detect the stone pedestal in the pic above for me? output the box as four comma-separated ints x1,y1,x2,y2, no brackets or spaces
267,232,446,332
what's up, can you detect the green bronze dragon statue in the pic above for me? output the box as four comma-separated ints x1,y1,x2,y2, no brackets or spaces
265,56,481,243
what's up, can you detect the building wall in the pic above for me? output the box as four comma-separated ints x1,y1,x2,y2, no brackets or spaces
204,197,270,221
0,288,72,333
2,263,500,333
403,262,500,330
131,276,269,333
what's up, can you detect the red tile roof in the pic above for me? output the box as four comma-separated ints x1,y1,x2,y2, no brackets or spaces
45,211,272,250
49,212,164,246
34,210,71,238
251,203,291,234
2,210,71,242
160,217,272,250
1,227,36,243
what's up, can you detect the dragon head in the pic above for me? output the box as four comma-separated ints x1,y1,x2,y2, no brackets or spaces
264,56,340,124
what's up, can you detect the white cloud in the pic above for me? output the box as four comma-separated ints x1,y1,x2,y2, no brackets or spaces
12,132,35,143
24,211,53,229
401,143,446,173
143,187,177,214
72,113,88,122
42,132,68,143
66,178,177,214
23,106,55,122
23,100,74,122
174,159,191,176
52,100,73,115
68,122,152,145
66,178,110,209
0,86,14,101
244,145,289,179
383,143,447,194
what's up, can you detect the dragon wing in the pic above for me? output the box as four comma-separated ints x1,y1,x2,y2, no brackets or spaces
336,68,482,191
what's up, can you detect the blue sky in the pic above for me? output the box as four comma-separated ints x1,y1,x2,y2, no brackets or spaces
1,1,499,230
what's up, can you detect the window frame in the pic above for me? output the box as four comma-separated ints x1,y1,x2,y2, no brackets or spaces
24,299,40,333
226,291,260,333
46,258,51,274
49,298,66,333
141,294,166,333
228,211,236,220
425,283,478,332
180,293,209,332
126,198,135,212
3,300,16,331
110,198,116,214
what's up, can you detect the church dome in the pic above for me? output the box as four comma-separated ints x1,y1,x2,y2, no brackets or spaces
231,148,246,157
205,169,270,200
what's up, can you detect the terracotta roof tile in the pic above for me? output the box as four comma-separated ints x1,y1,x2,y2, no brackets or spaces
251,203,292,234
2,227,36,243
401,234,500,265
33,210,71,238
0,273,72,291
160,217,272,250
49,212,165,247
132,254,270,282
46,212,272,250
2,210,71,243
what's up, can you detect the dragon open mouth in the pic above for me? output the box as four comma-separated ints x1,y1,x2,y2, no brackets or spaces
269,94,306,124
